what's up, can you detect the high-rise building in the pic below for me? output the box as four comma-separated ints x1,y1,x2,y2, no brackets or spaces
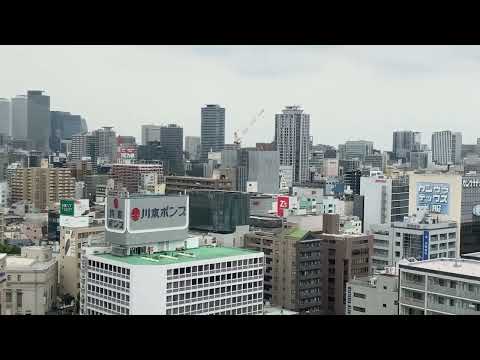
410,151,431,169
50,111,88,152
137,141,166,163
344,170,362,195
0,182,9,208
275,106,310,184
346,267,399,315
185,136,201,160
26,90,51,153
0,98,10,136
160,124,184,176
92,127,117,164
392,131,421,162
399,258,480,315
1,246,58,315
431,130,462,165
339,141,374,161
71,133,91,161
141,124,161,145
201,105,225,161
11,95,27,140
9,167,76,210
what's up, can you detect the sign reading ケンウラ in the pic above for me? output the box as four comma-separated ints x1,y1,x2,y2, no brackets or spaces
416,182,449,215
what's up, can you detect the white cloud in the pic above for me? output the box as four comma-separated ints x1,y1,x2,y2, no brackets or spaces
1,45,480,150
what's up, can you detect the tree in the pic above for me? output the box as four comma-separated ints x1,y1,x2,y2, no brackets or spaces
0,243,21,255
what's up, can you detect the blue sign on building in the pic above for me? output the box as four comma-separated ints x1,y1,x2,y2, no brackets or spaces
422,231,430,260
416,182,450,215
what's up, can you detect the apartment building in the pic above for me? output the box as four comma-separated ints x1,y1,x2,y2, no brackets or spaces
399,258,480,315
59,224,105,298
314,232,373,315
245,226,323,314
111,163,164,194
1,246,58,315
9,167,75,210
346,266,399,315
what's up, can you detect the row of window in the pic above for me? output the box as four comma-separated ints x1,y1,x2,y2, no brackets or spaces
87,285,130,302
166,258,263,276
167,291,263,304
87,296,130,314
88,260,130,276
167,270,263,289
166,304,262,315
88,272,130,289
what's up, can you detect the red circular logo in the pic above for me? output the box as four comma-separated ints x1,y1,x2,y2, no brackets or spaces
113,198,119,209
131,208,141,221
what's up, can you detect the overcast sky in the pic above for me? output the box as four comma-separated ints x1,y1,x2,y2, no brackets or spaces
1,45,480,150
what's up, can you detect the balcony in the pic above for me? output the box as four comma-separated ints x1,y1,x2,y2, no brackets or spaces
426,301,456,315
401,280,425,291
427,284,457,297
400,297,424,308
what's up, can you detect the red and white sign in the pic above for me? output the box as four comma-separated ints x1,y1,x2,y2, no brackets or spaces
277,196,290,217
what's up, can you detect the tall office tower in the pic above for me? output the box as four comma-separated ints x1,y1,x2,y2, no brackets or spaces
9,167,76,210
0,98,10,136
201,104,225,161
92,127,117,164
11,95,28,140
339,140,374,161
141,124,162,145
275,106,310,184
50,111,88,152
71,133,90,161
392,130,421,162
137,141,166,162
160,124,184,175
26,90,51,153
185,136,201,160
410,151,431,170
432,130,462,165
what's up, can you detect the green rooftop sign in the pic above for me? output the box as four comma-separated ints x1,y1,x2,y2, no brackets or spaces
60,199,75,216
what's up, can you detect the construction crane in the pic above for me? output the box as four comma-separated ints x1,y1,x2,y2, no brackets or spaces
233,109,265,147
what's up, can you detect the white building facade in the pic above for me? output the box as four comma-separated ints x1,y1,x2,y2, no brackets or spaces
81,246,264,315
399,258,480,315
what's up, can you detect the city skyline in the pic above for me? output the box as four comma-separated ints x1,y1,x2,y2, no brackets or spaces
2,46,480,149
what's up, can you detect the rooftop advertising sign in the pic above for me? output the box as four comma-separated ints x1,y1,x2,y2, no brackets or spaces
106,195,189,234
416,182,449,215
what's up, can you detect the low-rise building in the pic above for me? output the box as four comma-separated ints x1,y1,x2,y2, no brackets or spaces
371,213,458,272
1,246,58,315
346,266,399,315
399,258,480,315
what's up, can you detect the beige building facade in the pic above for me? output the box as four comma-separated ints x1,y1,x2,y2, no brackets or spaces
1,246,58,315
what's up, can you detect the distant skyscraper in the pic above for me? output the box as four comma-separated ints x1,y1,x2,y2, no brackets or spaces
392,130,421,162
26,90,51,153
92,127,117,164
185,136,201,160
160,124,184,175
201,104,225,161
275,105,310,184
0,98,10,136
50,111,88,152
339,140,374,161
431,130,462,165
11,95,28,140
141,125,161,145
